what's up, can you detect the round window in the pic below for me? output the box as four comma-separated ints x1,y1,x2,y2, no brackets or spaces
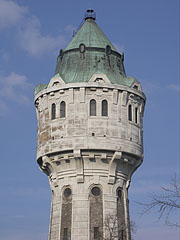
91,186,101,196
64,188,72,197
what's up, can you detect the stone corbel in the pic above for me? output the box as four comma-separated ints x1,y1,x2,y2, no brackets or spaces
74,149,84,183
42,156,58,189
129,93,142,105
108,151,122,184
128,93,135,103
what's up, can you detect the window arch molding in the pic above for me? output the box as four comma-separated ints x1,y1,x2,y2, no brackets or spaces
60,101,66,118
89,184,103,240
60,185,72,240
90,99,96,116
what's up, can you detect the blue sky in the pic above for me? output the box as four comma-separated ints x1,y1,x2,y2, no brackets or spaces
0,0,179,239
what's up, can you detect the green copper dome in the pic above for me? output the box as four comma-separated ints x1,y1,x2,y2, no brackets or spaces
34,11,138,95
53,10,136,87
64,18,116,51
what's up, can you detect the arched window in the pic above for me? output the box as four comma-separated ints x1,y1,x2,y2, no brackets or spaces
60,187,72,240
128,104,132,121
90,186,103,240
60,101,66,118
102,100,108,116
135,107,138,124
116,188,126,240
90,99,96,116
51,103,56,120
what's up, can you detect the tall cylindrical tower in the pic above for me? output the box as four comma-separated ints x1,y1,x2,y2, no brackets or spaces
35,10,146,240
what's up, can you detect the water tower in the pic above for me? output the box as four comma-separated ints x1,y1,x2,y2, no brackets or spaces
34,10,146,240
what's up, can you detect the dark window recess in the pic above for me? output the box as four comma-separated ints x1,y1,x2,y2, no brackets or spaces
64,188,72,198
117,188,126,240
60,101,66,118
60,187,72,240
102,100,108,116
91,187,101,196
63,228,68,240
90,185,103,240
133,85,138,90
128,105,132,121
53,81,59,86
135,107,138,124
90,99,96,116
79,43,86,53
51,103,56,120
95,77,103,82
117,188,122,199
106,45,111,55
94,227,100,239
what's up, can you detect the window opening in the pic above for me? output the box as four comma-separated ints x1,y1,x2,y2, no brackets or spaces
90,99,96,116
102,100,108,116
63,228,68,240
60,101,66,118
64,188,72,198
128,105,132,121
51,103,56,120
133,85,138,90
135,107,138,124
90,185,103,240
94,227,100,240
117,188,122,199
91,187,101,196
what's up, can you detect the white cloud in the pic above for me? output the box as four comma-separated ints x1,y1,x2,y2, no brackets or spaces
0,0,27,30
17,16,66,56
0,72,32,113
167,84,180,92
0,0,69,57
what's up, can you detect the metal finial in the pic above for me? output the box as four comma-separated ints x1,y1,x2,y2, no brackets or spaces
84,9,96,20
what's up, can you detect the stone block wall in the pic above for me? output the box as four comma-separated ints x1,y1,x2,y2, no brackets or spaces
35,78,145,240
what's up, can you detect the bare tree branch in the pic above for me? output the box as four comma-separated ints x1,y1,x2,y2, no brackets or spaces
137,176,180,227
103,213,137,240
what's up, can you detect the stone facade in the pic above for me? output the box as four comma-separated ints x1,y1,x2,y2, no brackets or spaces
35,75,145,240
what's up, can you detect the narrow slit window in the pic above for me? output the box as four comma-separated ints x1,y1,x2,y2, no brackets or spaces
90,99,96,116
94,227,99,240
128,104,132,121
102,100,108,116
135,107,138,124
60,101,66,118
51,103,56,120
63,228,68,240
